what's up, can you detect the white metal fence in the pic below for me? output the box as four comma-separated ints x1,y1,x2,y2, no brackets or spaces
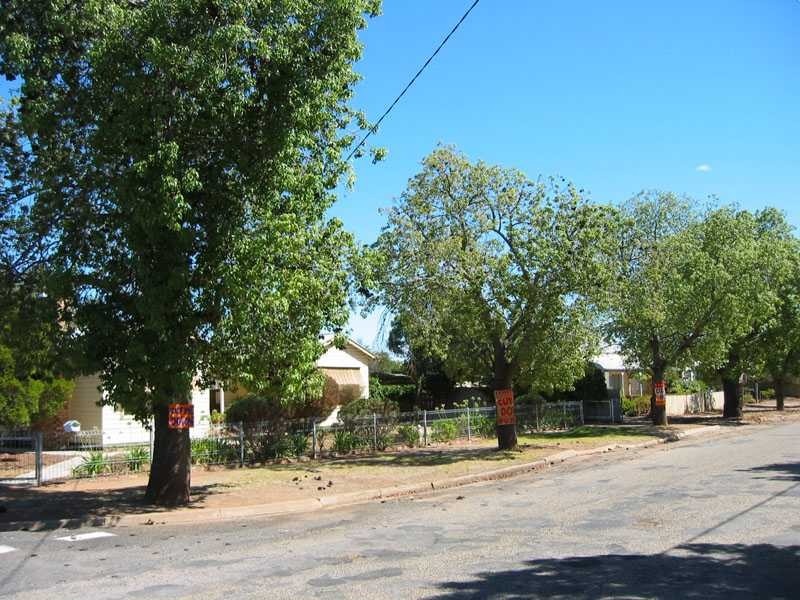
1,401,584,485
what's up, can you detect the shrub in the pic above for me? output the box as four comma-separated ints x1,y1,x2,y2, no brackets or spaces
431,419,458,443
760,388,775,400
268,434,294,459
339,394,399,421
209,410,225,425
397,424,420,447
375,432,392,451
73,451,110,477
125,446,150,472
471,414,495,438
332,429,355,454
668,379,708,395
289,431,310,457
191,437,238,465
225,394,283,424
622,395,650,417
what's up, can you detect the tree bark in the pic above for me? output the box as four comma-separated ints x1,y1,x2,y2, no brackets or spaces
493,342,517,450
722,375,742,419
650,364,667,426
775,377,785,412
145,403,191,506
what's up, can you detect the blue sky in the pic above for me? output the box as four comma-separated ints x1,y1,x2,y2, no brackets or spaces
2,1,798,349
339,0,800,348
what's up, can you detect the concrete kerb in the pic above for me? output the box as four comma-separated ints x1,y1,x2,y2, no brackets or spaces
6,425,722,531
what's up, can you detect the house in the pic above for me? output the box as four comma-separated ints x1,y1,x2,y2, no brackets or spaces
226,335,375,406
591,346,648,398
64,337,374,445
64,375,214,447
315,336,375,405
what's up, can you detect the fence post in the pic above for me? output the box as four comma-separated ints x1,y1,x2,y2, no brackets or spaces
312,420,318,460
238,422,245,467
466,406,471,442
562,400,566,428
372,413,377,452
34,431,43,487
423,410,428,446
535,402,540,431
579,400,584,425
149,418,154,461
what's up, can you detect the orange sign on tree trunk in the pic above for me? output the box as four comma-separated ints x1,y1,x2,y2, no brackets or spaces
654,381,667,407
168,403,194,429
494,389,516,425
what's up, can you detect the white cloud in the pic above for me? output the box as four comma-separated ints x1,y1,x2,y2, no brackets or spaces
695,164,712,172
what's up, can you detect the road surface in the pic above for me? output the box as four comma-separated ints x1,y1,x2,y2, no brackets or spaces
1,422,798,599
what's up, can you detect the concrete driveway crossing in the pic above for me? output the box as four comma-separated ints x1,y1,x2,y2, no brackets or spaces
0,421,798,599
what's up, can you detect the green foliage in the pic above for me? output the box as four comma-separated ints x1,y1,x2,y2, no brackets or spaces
471,414,496,438
288,432,310,458
397,424,420,447
224,394,282,424
752,239,800,398
622,395,650,417
609,194,779,422
430,419,459,443
125,446,150,472
368,145,616,400
339,391,399,422
369,376,417,411
332,429,356,454
209,410,225,425
74,451,110,477
760,388,775,400
0,0,383,499
0,345,74,427
565,363,609,402
668,379,708,395
191,437,237,465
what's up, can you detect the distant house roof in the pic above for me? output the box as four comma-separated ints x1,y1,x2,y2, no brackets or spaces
592,345,634,372
318,335,376,368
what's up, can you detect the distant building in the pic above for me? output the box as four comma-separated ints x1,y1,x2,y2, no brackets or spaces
591,346,648,398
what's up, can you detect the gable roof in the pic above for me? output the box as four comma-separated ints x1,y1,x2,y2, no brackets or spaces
320,335,376,360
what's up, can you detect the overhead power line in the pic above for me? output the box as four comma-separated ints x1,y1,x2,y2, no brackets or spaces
346,0,483,162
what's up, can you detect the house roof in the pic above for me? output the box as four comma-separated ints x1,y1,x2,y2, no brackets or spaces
592,346,634,372
320,335,376,360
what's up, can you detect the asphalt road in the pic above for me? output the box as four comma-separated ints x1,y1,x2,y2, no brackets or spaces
1,422,798,599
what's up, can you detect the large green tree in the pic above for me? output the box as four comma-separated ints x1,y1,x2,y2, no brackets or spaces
0,104,73,427
369,146,617,449
609,193,769,425
1,0,381,505
711,208,794,417
753,238,800,411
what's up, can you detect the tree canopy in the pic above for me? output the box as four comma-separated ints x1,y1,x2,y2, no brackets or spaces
369,145,617,448
0,0,381,504
608,193,777,423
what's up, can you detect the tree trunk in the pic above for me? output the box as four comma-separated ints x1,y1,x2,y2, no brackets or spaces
650,365,667,426
775,377,785,412
722,375,742,419
145,403,191,506
493,344,517,451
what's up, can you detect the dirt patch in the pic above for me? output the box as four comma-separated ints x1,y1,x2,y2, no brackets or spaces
0,451,73,478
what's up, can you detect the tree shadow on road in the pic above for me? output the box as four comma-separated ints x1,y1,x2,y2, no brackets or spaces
427,543,800,599
0,481,233,531
740,461,800,482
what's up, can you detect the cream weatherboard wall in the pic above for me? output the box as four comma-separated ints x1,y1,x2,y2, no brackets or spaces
67,375,213,446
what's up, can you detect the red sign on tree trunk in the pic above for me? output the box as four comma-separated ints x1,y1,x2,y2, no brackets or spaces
168,403,194,429
654,381,667,407
494,389,516,425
